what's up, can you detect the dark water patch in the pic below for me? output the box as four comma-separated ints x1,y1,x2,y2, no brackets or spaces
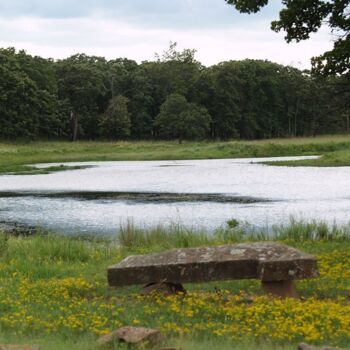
4,165,93,176
0,191,272,204
0,221,41,236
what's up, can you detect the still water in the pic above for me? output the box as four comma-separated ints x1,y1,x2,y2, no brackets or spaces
0,156,349,235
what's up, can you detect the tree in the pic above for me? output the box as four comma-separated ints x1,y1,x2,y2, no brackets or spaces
145,42,202,119
197,64,241,139
107,60,154,139
225,0,350,75
55,54,108,139
155,93,211,142
100,95,131,140
0,48,59,140
155,41,198,64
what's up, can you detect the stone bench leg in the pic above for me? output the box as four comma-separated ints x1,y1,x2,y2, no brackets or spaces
261,280,299,298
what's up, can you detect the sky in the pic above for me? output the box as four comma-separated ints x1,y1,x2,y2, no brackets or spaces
0,0,333,68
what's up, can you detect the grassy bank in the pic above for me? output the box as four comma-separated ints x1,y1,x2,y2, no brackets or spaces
1,135,350,174
0,220,349,349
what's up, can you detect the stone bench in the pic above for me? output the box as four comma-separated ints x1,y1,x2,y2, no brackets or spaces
108,242,318,298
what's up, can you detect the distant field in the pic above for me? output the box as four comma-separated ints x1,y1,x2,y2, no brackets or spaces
1,135,350,174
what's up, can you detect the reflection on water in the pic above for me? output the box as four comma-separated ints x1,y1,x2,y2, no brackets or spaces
0,156,349,235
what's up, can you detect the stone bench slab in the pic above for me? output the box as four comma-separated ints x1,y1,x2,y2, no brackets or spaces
108,242,318,287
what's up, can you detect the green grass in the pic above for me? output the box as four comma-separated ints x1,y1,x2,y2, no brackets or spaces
1,135,350,174
264,149,350,167
0,219,349,349
117,218,350,254
0,335,299,350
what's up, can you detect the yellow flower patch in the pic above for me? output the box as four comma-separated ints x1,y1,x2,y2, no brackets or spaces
0,246,348,346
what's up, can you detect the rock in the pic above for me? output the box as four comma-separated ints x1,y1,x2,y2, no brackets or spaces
108,242,318,287
0,345,40,350
298,343,349,350
97,326,163,348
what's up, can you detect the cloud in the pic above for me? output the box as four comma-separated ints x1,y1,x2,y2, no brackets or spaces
0,0,282,29
0,16,332,68
0,1,334,69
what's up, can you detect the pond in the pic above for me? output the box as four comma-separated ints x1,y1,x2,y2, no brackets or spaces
0,156,350,235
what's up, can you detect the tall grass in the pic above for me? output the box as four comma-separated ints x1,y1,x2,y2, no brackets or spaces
271,217,350,241
116,218,350,252
1,218,349,262
0,232,120,280
118,221,213,252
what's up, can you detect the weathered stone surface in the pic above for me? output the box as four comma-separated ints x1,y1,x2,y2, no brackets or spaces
108,242,318,287
97,326,163,347
298,343,349,350
0,345,40,350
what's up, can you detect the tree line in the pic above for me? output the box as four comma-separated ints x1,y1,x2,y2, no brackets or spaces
0,44,349,142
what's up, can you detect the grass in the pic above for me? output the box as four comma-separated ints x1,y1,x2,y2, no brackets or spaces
1,134,350,174
1,135,350,348
264,149,350,167
0,335,298,350
117,218,350,253
0,219,349,349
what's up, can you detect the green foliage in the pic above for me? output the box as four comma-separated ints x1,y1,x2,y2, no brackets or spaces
0,47,349,141
99,95,131,140
226,0,268,13
226,0,350,75
155,41,198,64
55,54,108,139
155,93,211,141
0,48,58,139
226,218,240,229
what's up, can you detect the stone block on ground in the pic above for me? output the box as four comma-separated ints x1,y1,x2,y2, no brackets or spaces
97,326,163,348
108,242,318,287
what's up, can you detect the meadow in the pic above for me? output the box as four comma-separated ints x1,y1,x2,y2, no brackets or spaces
1,136,350,349
1,134,350,174
0,219,349,349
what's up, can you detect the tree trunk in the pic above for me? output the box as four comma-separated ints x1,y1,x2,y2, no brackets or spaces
70,111,78,142
294,99,300,137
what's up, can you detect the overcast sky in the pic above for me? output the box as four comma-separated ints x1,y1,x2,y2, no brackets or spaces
0,0,333,68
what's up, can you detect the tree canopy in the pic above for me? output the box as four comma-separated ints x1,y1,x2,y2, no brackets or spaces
155,93,211,142
0,46,349,142
226,0,350,75
100,95,131,140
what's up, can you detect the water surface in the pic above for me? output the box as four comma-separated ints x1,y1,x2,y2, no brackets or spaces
1,156,349,235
